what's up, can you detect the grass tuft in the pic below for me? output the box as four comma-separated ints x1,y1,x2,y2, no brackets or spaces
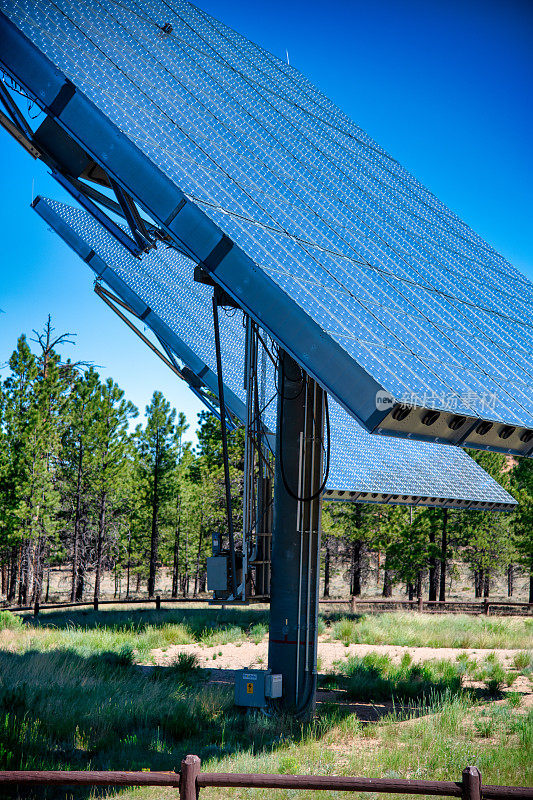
0,610,23,630
339,652,463,702
512,651,533,671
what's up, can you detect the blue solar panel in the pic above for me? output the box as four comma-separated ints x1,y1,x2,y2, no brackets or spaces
33,196,516,511
1,0,532,455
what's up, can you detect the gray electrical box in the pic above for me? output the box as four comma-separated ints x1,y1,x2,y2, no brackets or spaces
234,669,282,708
207,556,228,591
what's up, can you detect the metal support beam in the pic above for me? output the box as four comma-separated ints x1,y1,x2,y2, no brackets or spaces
268,351,325,716
212,295,238,596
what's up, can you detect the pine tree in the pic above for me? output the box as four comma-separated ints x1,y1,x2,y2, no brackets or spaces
511,457,533,602
136,391,176,597
92,379,137,602
458,450,514,597
1,336,38,601
62,368,101,601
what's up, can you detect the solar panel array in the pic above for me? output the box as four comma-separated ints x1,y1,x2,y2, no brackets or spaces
33,196,516,510
1,0,532,456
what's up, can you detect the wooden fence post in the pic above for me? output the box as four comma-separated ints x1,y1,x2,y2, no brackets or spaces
156,595,161,611
94,598,98,612
180,754,201,800
418,596,423,613
350,596,356,614
462,766,482,800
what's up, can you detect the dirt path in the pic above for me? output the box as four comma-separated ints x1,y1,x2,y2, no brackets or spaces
147,635,528,672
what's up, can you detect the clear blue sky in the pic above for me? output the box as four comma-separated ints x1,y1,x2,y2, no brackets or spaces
1,0,531,443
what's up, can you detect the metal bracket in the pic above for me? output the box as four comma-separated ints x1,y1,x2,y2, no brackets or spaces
93,282,222,418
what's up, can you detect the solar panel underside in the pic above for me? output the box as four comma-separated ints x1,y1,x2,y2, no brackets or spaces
1,0,532,455
33,197,516,510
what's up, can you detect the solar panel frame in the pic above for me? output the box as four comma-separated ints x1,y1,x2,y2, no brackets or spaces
1,2,532,456
32,195,517,511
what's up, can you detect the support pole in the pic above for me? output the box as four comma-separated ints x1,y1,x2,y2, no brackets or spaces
268,351,325,716
212,296,237,596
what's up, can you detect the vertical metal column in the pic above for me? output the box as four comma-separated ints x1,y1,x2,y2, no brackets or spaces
241,316,256,601
268,350,325,716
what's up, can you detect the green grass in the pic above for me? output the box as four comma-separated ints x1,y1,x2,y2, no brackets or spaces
335,651,463,702
8,605,271,660
0,609,23,630
329,612,533,649
116,699,533,800
513,650,533,671
7,607,531,656
0,606,531,800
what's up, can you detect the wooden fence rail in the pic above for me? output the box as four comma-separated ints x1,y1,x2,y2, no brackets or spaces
2,596,532,617
0,757,531,800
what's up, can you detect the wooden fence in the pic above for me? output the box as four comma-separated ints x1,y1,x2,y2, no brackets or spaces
0,758,531,799
2,595,532,616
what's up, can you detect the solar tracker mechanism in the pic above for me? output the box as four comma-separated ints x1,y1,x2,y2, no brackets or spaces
0,0,529,716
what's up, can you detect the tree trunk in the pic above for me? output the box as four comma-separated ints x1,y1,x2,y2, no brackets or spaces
483,571,490,598
75,529,86,601
183,528,189,597
32,535,45,604
75,565,85,601
351,540,363,596
474,569,483,598
171,497,181,598
323,535,330,598
416,570,423,600
7,547,18,602
407,582,414,601
529,573,533,604
71,443,84,602
507,564,514,597
194,526,203,597
148,442,160,598
45,565,50,602
93,490,107,603
126,530,132,599
439,508,448,602
19,540,30,606
428,526,437,602
382,563,393,597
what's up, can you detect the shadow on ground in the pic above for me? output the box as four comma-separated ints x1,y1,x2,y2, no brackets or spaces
20,606,271,636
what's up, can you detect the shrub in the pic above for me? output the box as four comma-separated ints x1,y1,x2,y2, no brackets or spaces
482,663,507,695
278,754,300,774
343,653,462,702
116,644,135,666
249,623,268,644
513,651,532,671
333,618,358,645
475,717,496,738
169,651,200,677
507,691,522,708
0,611,23,631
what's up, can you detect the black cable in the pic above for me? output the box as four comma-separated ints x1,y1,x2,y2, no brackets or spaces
277,352,330,503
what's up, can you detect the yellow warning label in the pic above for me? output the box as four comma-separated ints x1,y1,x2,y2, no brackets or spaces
246,682,254,694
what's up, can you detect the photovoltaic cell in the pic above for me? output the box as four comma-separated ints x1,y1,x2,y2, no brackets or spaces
1,0,532,455
33,196,516,510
